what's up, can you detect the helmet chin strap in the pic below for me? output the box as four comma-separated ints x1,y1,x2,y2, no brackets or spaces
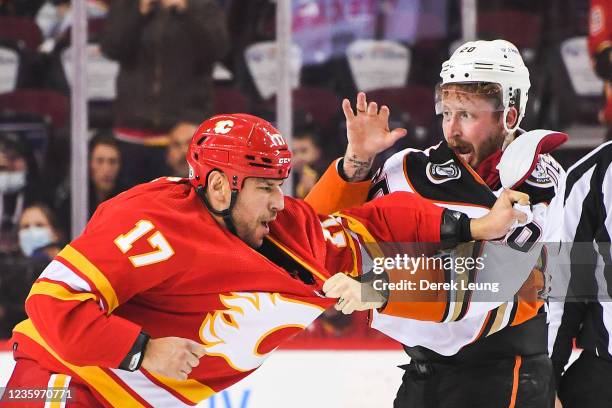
196,185,239,236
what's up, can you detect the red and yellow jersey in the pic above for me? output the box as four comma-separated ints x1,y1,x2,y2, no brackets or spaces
12,177,442,407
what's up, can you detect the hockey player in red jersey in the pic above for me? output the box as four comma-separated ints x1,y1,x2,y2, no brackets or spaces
307,40,566,408
589,0,612,138
2,113,527,407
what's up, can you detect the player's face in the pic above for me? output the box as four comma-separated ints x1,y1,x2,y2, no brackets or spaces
232,178,285,248
440,93,504,169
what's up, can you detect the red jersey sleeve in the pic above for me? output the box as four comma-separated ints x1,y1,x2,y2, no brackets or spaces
315,192,442,278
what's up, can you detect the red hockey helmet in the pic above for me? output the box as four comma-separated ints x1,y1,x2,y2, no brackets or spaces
187,113,292,192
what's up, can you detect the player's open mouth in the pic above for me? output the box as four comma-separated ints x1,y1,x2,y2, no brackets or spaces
452,145,473,163
453,145,471,155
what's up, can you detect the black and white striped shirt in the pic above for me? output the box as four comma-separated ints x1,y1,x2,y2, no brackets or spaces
549,140,612,383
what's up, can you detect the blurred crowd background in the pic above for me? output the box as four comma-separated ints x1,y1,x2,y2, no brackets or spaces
0,0,608,346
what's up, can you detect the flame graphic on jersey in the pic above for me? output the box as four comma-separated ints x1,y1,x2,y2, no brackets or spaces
199,292,323,372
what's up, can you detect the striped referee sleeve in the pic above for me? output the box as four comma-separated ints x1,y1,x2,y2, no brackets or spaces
549,141,612,387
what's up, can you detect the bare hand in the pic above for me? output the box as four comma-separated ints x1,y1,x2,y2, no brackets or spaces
323,273,385,314
555,396,563,408
470,189,530,241
141,337,206,380
342,92,407,181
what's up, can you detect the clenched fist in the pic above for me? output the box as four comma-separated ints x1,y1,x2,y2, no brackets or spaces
470,189,531,240
322,273,386,314
141,337,206,380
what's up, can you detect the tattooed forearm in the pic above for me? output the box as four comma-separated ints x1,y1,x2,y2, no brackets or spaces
342,154,374,182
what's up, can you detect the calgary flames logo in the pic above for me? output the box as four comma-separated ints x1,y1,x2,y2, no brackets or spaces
199,292,323,372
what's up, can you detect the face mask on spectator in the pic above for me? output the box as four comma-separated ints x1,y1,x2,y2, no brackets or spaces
19,226,53,256
0,171,26,194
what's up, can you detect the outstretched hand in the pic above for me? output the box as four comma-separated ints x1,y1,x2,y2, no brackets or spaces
341,92,407,181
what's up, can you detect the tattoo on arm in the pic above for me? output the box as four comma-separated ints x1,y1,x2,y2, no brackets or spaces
343,154,373,182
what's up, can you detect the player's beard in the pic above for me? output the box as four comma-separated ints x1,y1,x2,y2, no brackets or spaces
448,129,504,169
233,213,276,249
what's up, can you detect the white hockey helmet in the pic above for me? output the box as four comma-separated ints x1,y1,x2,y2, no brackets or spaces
439,39,531,132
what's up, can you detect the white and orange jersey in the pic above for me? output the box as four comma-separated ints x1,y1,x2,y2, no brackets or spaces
307,141,564,356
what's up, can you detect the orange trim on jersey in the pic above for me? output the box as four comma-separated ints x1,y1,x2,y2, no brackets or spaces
12,319,147,408
508,356,522,408
380,299,447,322
265,236,329,282
454,152,488,186
378,266,447,321
27,281,99,304
305,159,371,214
402,153,491,210
510,299,542,327
57,245,120,313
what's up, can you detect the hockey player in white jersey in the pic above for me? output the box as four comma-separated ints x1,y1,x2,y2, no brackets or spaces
307,39,566,407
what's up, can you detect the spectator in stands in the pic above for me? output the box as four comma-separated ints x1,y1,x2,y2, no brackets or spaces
0,132,40,254
165,121,197,178
18,203,62,260
0,203,59,339
589,0,612,140
292,120,326,198
88,135,124,209
35,0,109,53
54,134,126,234
100,0,229,187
